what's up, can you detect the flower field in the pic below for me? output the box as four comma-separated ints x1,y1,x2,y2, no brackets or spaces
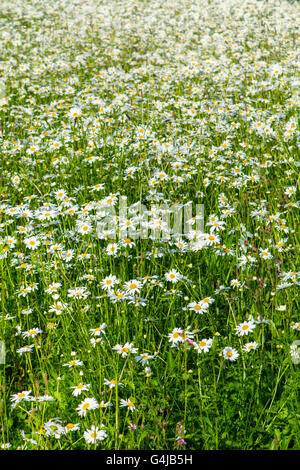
0,0,299,450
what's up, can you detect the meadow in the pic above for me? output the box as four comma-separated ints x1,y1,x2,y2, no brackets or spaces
0,0,299,450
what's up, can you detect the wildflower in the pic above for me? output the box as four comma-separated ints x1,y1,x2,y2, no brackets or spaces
106,243,118,256
223,347,239,361
70,383,91,396
123,279,142,294
68,107,82,119
235,319,256,336
135,353,155,365
16,344,35,354
10,390,33,407
194,338,213,353
22,328,42,339
100,275,119,291
112,342,138,357
168,328,185,346
187,301,209,314
24,236,40,250
229,279,240,289
67,287,90,299
243,342,259,352
259,248,273,260
77,221,93,235
65,423,81,433
83,425,107,444
165,269,182,283
63,359,84,368
44,419,65,438
120,399,136,412
104,378,123,389
291,322,300,332
76,397,99,417
90,323,106,336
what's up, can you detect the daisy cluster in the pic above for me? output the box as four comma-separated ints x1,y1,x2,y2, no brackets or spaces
0,0,299,450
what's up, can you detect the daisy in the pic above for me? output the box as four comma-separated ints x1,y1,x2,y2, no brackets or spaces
201,297,215,306
230,279,242,288
76,397,99,417
106,243,118,256
83,425,107,444
48,301,68,315
291,322,300,332
70,383,91,397
99,400,113,409
90,337,104,347
259,248,273,260
121,237,136,248
77,221,93,235
63,249,75,262
112,342,138,357
127,296,148,307
187,301,209,314
63,359,84,368
235,319,256,336
45,282,62,295
135,353,155,365
120,399,136,412
274,239,287,251
65,423,81,433
223,347,239,361
206,233,220,245
20,430,37,445
168,328,185,346
67,287,90,299
10,390,33,407
24,236,40,250
90,323,106,336
165,269,182,283
68,107,82,119
123,279,142,295
243,342,259,352
4,236,17,248
100,274,119,291
284,186,296,197
16,344,35,354
104,378,123,389
44,419,65,438
22,328,42,339
54,189,67,200
194,338,213,353
36,395,55,403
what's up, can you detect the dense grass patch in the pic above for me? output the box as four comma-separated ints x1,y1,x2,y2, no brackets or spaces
0,0,299,450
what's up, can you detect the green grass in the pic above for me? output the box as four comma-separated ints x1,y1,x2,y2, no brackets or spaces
0,0,299,450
